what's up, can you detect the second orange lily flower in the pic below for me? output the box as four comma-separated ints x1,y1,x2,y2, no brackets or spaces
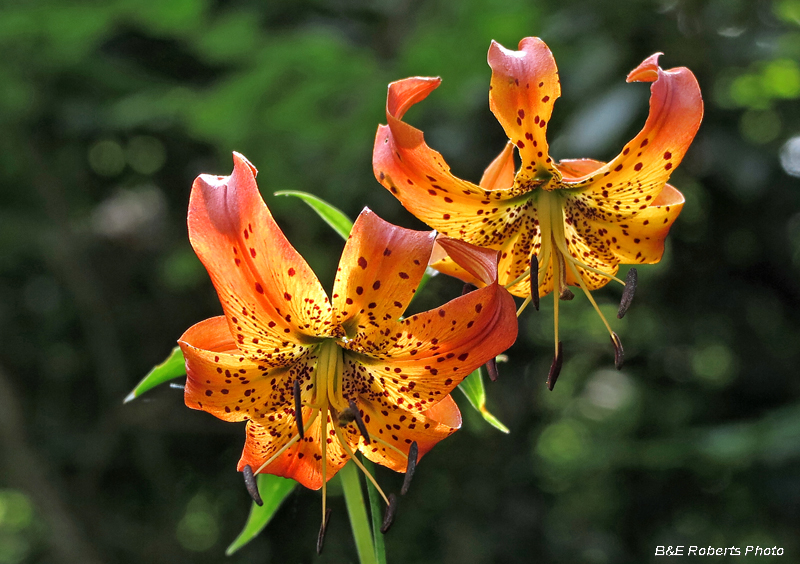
373,37,703,387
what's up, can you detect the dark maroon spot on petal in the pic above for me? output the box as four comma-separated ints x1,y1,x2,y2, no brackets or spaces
288,268,295,276
665,163,673,170
356,286,364,295
640,139,649,148
205,390,212,396
634,162,643,171
284,292,292,301
373,281,381,290
614,164,623,172
358,257,368,269
444,197,453,203
384,248,392,256
458,353,469,361
255,283,264,294
250,248,256,257
346,297,353,305
516,140,525,148
664,151,672,159
542,95,550,102
475,303,483,313
399,272,409,279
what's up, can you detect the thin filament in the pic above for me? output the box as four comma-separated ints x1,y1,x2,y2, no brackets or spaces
332,425,390,505
253,409,320,475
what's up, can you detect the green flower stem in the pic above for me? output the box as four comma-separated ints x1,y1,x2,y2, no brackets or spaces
340,461,378,564
364,459,387,564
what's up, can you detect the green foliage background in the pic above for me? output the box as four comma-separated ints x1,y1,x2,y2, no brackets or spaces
1,0,800,562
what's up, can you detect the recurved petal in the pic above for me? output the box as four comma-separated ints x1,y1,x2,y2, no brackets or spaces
180,317,323,422
488,37,562,185
479,142,516,190
189,153,331,364
589,184,685,265
345,280,518,409
563,54,702,215
373,79,525,249
358,394,461,472
238,410,360,490
332,209,435,338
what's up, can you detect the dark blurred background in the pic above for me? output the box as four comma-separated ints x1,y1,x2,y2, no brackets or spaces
2,0,800,562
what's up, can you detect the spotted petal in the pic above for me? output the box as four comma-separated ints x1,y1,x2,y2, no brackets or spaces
563,54,702,216
358,394,461,472
180,316,324,422
188,153,333,365
238,410,360,491
332,208,435,339
373,78,526,249
344,241,517,409
488,37,562,185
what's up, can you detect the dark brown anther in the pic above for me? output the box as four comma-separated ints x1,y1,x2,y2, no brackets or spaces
485,357,499,382
293,379,304,439
611,332,624,370
380,494,398,534
316,507,332,555
547,341,564,391
349,400,371,445
337,406,356,425
559,287,575,301
461,283,477,296
401,441,418,496
617,268,638,319
242,465,263,507
530,254,540,311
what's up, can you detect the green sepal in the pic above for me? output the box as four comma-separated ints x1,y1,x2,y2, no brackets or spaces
226,474,297,555
274,190,353,240
124,346,186,403
458,366,510,433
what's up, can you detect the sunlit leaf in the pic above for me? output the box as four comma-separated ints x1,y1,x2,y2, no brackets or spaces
274,190,353,240
124,346,185,403
226,474,297,555
458,366,510,433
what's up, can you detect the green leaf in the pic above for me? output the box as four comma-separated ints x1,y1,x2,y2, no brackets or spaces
124,346,186,403
458,366,510,433
274,190,353,240
364,459,387,564
226,474,297,555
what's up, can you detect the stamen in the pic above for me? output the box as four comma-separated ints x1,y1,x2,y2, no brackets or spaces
293,379,304,439
530,254,540,311
559,287,575,301
242,464,263,506
332,426,390,505
547,341,564,391
516,295,533,317
611,332,624,369
461,283,477,295
485,357,499,382
617,268,638,319
504,266,531,290
254,410,320,475
348,400,371,445
316,507,332,555
401,441,418,496
380,493,398,534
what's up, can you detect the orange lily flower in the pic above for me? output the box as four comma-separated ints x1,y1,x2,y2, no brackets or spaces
179,153,517,530
373,37,702,387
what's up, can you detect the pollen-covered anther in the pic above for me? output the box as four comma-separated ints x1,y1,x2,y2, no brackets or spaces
485,357,499,382
348,399,371,445
316,507,332,555
559,287,575,301
242,464,263,506
293,379,304,439
611,332,624,370
617,268,638,319
547,341,564,391
380,493,399,534
401,441,418,496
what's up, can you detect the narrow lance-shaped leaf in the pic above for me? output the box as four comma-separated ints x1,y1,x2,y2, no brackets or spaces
457,366,510,433
274,190,354,240
123,346,185,403
226,474,297,555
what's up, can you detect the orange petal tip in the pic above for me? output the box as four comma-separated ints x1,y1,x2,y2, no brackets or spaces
232,151,258,177
626,53,664,83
